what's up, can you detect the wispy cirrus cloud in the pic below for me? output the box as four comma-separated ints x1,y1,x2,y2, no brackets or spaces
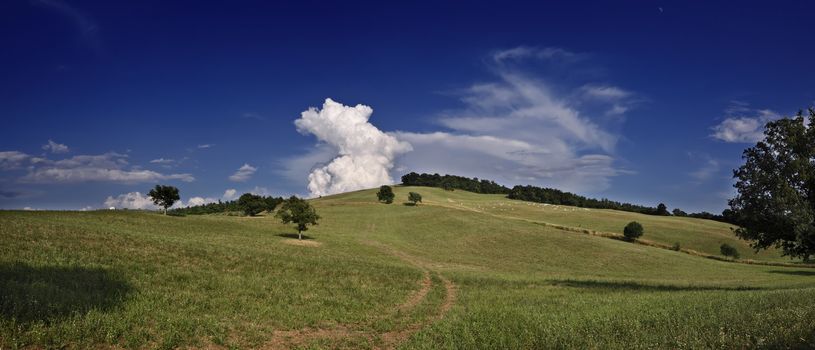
3,151,194,184
711,102,780,143
394,47,635,193
32,0,103,55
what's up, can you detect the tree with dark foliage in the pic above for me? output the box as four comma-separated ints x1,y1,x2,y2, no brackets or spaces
729,109,815,260
408,192,422,206
720,243,740,259
656,203,670,216
377,185,395,204
623,221,644,241
148,185,180,215
238,193,266,216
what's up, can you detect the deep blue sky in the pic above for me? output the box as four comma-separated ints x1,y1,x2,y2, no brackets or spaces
1,0,813,212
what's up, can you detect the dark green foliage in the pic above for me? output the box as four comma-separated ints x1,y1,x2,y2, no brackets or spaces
623,222,644,241
656,203,670,216
401,172,510,194
408,192,422,206
672,208,688,217
264,196,284,212
376,185,395,204
671,242,681,251
238,193,266,216
148,185,180,214
508,185,659,215
275,196,320,239
720,243,740,259
729,109,815,260
169,195,283,215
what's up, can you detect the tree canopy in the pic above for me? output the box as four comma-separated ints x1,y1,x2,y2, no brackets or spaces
238,193,267,216
275,196,320,239
408,192,422,206
377,185,395,204
729,109,815,260
148,185,180,214
623,221,644,241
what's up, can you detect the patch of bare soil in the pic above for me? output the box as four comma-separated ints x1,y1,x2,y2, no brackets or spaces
282,239,322,247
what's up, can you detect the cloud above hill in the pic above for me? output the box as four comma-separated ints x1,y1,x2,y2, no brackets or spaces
293,98,412,197
711,103,779,143
287,47,635,195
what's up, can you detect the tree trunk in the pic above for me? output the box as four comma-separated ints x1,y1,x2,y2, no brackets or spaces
298,229,302,240
163,207,167,215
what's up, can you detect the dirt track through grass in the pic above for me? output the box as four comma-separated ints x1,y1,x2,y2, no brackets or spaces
262,240,458,349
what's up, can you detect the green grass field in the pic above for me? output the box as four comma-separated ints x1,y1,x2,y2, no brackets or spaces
2,186,815,349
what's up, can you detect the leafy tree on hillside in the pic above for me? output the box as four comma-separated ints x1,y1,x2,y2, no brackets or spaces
672,208,688,217
656,203,670,216
408,192,422,206
377,185,395,204
275,196,320,240
148,185,180,215
238,193,266,216
729,109,815,260
720,243,740,259
623,221,644,241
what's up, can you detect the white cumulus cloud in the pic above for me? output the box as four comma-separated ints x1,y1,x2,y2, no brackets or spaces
294,98,412,197
229,163,257,182
104,192,157,210
222,188,238,200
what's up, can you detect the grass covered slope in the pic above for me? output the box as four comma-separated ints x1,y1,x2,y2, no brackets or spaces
2,186,815,349
364,186,788,262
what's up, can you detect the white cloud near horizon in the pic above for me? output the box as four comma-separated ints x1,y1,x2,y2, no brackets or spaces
293,98,412,197
228,163,257,182
42,140,69,154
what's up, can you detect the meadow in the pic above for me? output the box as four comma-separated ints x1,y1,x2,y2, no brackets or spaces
2,186,815,349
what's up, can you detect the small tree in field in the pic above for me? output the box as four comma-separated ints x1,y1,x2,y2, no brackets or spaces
275,196,320,240
377,185,395,204
238,193,266,216
623,221,644,241
148,185,180,215
720,243,740,259
408,192,422,206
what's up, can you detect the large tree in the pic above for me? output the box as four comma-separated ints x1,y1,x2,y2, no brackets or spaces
148,185,180,214
729,109,815,260
275,196,320,240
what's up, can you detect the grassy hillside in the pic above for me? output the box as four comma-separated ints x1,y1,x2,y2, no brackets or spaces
2,186,815,349
371,186,790,262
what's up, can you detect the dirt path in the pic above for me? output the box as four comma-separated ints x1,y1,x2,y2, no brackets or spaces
260,241,458,350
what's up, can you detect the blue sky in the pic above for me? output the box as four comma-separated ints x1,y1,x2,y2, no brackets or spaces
1,0,813,212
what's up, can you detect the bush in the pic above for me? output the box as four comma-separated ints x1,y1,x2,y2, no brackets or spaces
720,243,740,259
671,242,681,251
623,221,644,241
